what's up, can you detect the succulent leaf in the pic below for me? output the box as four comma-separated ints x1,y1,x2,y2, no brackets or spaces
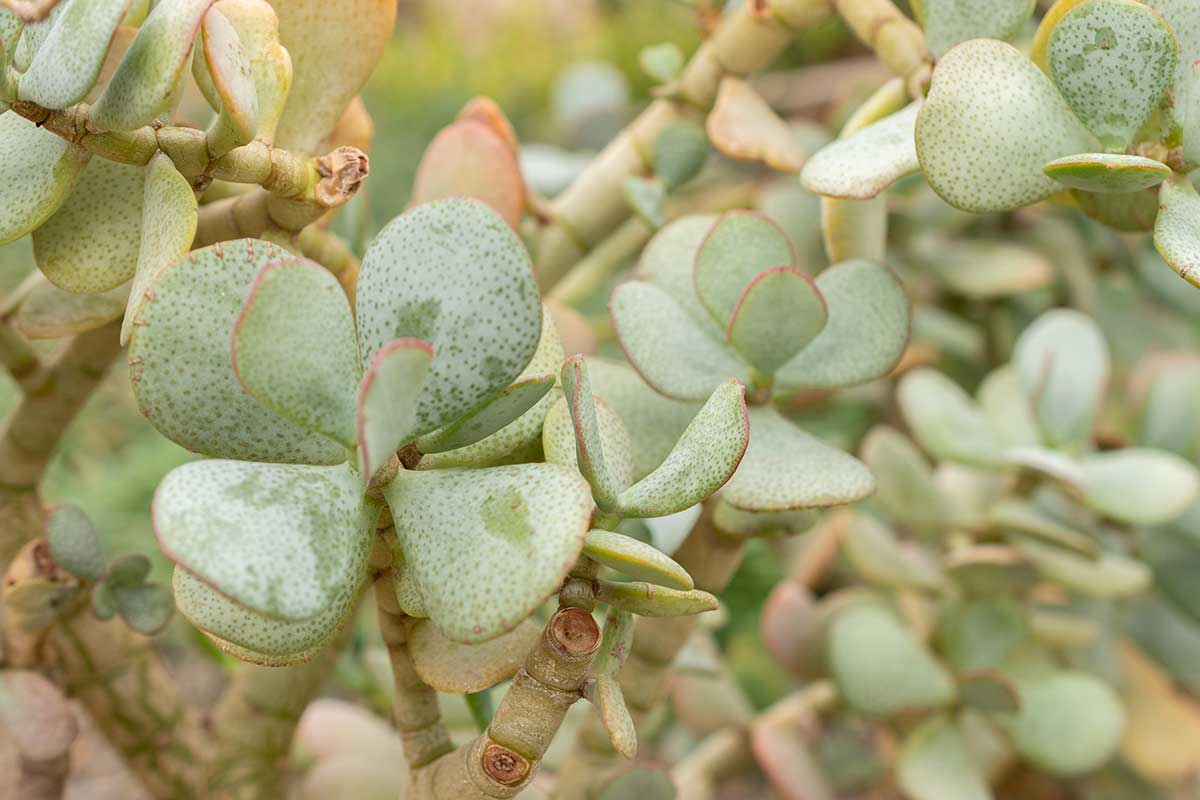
45,505,106,581
588,608,636,759
197,6,259,146
860,426,945,535
11,0,65,70
13,279,127,340
921,0,1036,57
842,513,944,591
1009,671,1125,776
653,121,707,190
694,211,795,329
801,102,920,200
636,213,721,330
542,394,635,504
560,355,636,509
821,195,887,263
1077,448,1200,525
355,338,433,480
1014,537,1150,597
416,374,554,455
976,369,1039,449
922,239,1055,300
898,369,1005,467
408,617,540,694
410,118,525,229
17,0,131,109
897,715,992,800
1043,153,1171,193
726,267,826,375
706,77,804,173
213,0,292,144
1154,173,1200,288
582,529,693,590
594,580,718,617
0,113,89,246
391,558,426,618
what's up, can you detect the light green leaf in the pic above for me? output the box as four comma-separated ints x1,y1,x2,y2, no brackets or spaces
383,463,591,643
639,42,683,84
1078,448,1200,525
213,0,292,144
775,259,909,390
1149,0,1200,128
356,338,433,480
1013,309,1109,450
726,267,827,375
408,617,539,694
542,395,634,501
32,158,144,294
45,504,106,581
109,580,174,635
582,529,693,590
937,600,1028,671
922,239,1055,300
898,715,992,800
990,499,1098,557
17,0,131,109
922,0,1035,57
11,0,64,70
129,237,346,464
13,279,127,339
693,211,795,328
1043,153,1171,193
1154,173,1200,288
416,375,554,455
91,0,215,131
1015,537,1150,597
594,580,717,617
623,176,666,229
720,405,874,511
897,369,1005,467
916,39,1098,212
122,152,197,345
1184,56,1200,166
829,601,956,716
411,119,525,230
596,769,675,800
843,512,944,590
270,0,396,153
561,355,632,509
0,113,88,246
1047,0,1177,148
616,379,748,518
977,366,1040,448
196,6,259,148
0,10,22,59
155,459,377,620
1073,184,1160,231
392,558,426,618
653,121,707,190
1009,671,1125,776
860,426,945,535
635,213,721,330
356,198,542,438
801,102,920,199
1139,355,1200,457
588,608,636,759
232,258,361,448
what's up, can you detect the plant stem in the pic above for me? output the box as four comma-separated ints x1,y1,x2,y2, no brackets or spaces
547,217,653,306
831,0,931,92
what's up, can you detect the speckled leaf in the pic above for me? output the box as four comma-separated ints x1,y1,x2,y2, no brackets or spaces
1015,537,1150,597
17,0,131,109
91,0,215,131
122,152,197,345
1043,153,1170,193
129,238,345,464
1185,59,1200,167
214,0,292,144
410,119,525,229
13,280,127,340
408,617,540,694
1150,0,1200,128
1078,448,1200,525
155,459,376,620
916,39,1098,212
1047,0,1176,148
636,213,720,330
45,505,106,581
706,77,804,173
588,608,636,759
356,198,542,439
1154,173,1200,288
898,369,1005,467
801,103,920,199
33,158,144,294
383,463,591,643
721,406,874,511
829,601,956,716
922,0,1035,57
775,259,909,390
416,375,553,454
542,395,634,499
977,367,1039,449
898,715,992,800
11,1,64,71
197,6,259,144
0,113,89,246
616,379,748,518
109,580,174,635
174,568,358,664
610,280,750,401
583,529,693,590
694,211,795,329
726,268,827,375
594,580,717,617
561,355,632,509
861,426,945,535
270,0,395,153
356,338,433,480
232,258,360,448
0,10,21,59
391,558,426,618
1014,309,1109,449
924,239,1055,300
1009,671,1125,776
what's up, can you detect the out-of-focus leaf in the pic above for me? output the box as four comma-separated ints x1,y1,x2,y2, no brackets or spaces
977,366,1039,448
1014,538,1150,598
408,617,539,694
45,504,106,581
801,103,920,199
821,196,887,263
639,42,683,83
898,369,1005,467
596,768,675,800
938,599,1028,671
898,714,992,800
1154,173,1200,288
1008,670,1125,776
623,176,666,229
1077,448,1200,526
860,425,945,535
653,121,707,189
752,714,834,800
13,279,127,339
1118,642,1200,783
924,239,1054,300
411,119,525,230
843,512,943,591
707,77,804,173
957,671,1021,714
990,499,1098,557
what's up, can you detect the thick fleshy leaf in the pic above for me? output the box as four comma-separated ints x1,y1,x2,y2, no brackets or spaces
1047,0,1177,148
821,195,887,263
91,0,215,130
32,158,144,294
13,279,127,339
653,120,708,190
1009,671,1125,776
356,338,433,480
410,119,525,229
122,152,197,345
1150,0,1200,128
706,77,804,173
616,379,748,518
937,599,1028,671
105,578,174,635
214,0,292,144
694,211,795,329
0,113,88,246
726,268,827,375
408,617,539,694
921,0,1035,57
591,609,637,759
923,240,1054,300
1074,184,1160,231
640,42,683,84
17,0,131,108
542,395,634,502
1014,538,1150,598
829,601,956,716
1138,354,1200,457
582,529,692,590
0,10,22,60
383,463,591,643
129,238,345,464
1043,153,1171,193
155,460,376,620
270,0,396,153
990,499,1098,557
1077,448,1200,525
45,504,106,581
392,558,426,618
174,568,357,664
801,103,920,199
1185,59,1200,167
1154,173,1200,288
624,175,666,229
978,367,1040,449
898,369,1004,467
752,717,834,800
197,6,259,145
898,715,992,800
775,260,909,390
843,512,944,590
416,375,553,455
561,355,631,509
861,426,945,535
1014,309,1109,449
944,546,1038,597
916,39,1098,212
355,198,542,438
10,1,64,70
594,580,718,617
636,213,720,330
596,769,674,800
720,406,874,511
232,258,361,448
610,280,750,401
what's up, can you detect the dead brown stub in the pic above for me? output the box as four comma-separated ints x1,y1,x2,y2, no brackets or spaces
316,146,371,208
481,743,530,786
548,606,602,658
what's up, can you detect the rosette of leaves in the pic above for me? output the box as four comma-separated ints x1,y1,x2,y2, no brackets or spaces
609,211,910,526
802,0,1200,286
133,197,598,665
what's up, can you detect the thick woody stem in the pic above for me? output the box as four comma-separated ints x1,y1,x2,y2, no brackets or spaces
831,0,931,93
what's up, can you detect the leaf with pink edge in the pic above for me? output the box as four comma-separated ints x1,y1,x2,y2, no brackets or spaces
706,77,805,173
410,118,525,229
213,0,292,144
726,267,827,375
356,338,433,480
17,0,132,109
195,6,259,147
582,529,693,590
585,608,636,759
693,211,795,329
416,374,554,455
560,355,632,509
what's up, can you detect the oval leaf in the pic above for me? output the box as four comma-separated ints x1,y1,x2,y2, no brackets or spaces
726,267,827,375
922,0,1035,57
17,0,132,109
1154,172,1200,288
694,211,795,329
415,374,554,455
356,338,434,480
707,77,805,173
898,715,992,800
1078,448,1200,525
582,529,693,590
1009,670,1125,776
0,113,89,245
594,580,718,617
801,102,920,200
410,118,525,229
408,617,540,694
1043,153,1171,193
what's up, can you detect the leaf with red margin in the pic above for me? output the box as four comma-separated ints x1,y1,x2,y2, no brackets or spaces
726,267,827,375
693,210,795,329
410,118,526,229
560,354,628,510
356,338,433,481
416,374,554,454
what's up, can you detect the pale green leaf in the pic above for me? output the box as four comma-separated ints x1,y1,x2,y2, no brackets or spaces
1154,173,1200,288
13,279,127,340
726,267,827,375
860,426,945,534
977,366,1040,448
898,369,1004,467
923,239,1054,300
0,10,21,59
383,463,591,643
408,617,539,694
542,396,633,501
214,0,292,144
1184,55,1200,166
589,608,636,759
129,237,346,464
356,338,433,480
45,504,106,581
639,42,683,84
922,0,1035,57
694,211,795,328
801,102,920,199
1139,355,1200,457
411,119,525,229
937,600,1028,671
843,512,944,590
1015,537,1150,597
1009,671,1125,776
822,195,887,263
623,175,666,229
110,581,174,635
17,0,131,109
197,6,259,146
635,213,721,330
561,355,632,509
0,113,88,246
356,198,542,438
775,259,909,390
594,580,718,617
1043,153,1171,193
582,529,693,590
1149,0,1200,129
416,375,554,454
155,459,377,620
653,120,707,189
232,258,361,448
916,39,1098,212
11,1,64,70
990,499,1098,556
391,558,426,618
899,715,992,800
1078,448,1200,525
91,0,215,131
